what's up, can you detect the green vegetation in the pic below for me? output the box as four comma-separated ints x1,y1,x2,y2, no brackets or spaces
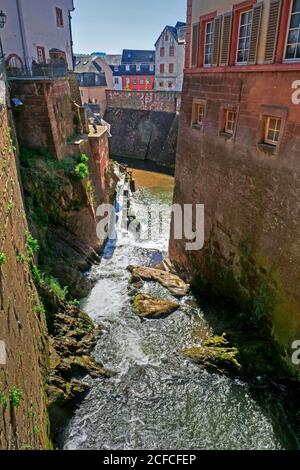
9,387,22,408
0,252,7,266
44,275,68,302
25,231,39,258
34,303,45,315
75,154,89,180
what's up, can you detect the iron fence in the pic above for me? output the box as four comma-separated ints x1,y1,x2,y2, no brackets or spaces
6,59,68,79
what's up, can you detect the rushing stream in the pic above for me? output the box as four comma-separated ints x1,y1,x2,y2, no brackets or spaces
63,167,300,450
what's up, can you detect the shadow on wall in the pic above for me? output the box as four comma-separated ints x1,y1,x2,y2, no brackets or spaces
104,108,179,169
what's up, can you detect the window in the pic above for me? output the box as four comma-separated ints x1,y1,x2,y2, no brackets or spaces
165,34,169,41
168,81,173,88
264,117,281,145
169,63,174,73
204,21,214,66
146,78,151,84
225,110,236,134
169,46,175,57
37,46,46,63
114,66,118,72
56,7,64,27
136,64,141,71
192,102,205,127
126,65,130,71
133,78,137,85
114,77,119,84
140,78,145,85
159,81,164,87
160,47,165,57
236,10,253,63
160,63,165,73
285,0,300,60
149,64,154,71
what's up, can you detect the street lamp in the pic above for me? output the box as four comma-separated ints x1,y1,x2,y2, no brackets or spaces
0,10,7,59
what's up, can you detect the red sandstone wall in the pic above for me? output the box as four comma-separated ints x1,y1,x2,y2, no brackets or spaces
170,71,300,358
10,78,76,160
106,90,181,113
0,109,49,449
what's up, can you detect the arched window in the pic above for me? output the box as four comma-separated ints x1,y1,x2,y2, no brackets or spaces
6,54,23,70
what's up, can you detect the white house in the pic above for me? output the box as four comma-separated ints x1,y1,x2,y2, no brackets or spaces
155,22,186,92
0,0,75,72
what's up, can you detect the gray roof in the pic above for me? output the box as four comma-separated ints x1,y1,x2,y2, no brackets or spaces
105,54,122,66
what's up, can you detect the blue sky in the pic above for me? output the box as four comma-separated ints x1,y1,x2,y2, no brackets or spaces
72,0,186,54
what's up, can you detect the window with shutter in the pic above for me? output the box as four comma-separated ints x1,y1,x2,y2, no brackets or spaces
248,3,263,64
212,16,222,66
204,22,214,66
220,13,233,66
236,10,253,64
191,23,199,67
264,0,282,63
285,0,300,61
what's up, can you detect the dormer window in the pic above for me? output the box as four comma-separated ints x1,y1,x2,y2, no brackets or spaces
136,64,141,71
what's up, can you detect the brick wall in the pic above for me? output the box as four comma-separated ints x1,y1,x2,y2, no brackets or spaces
170,70,300,361
106,90,181,113
10,78,76,160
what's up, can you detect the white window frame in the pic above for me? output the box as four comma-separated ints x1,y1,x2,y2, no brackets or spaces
264,116,282,146
225,110,236,134
149,64,154,71
284,0,300,62
136,64,141,71
125,64,130,71
236,10,253,65
192,101,205,128
204,21,214,67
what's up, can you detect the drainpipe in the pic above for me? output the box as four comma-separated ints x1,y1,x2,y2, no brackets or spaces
68,7,75,70
16,0,28,71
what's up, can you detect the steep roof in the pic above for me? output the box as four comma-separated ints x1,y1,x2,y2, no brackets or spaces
155,22,186,46
121,50,155,64
74,56,108,86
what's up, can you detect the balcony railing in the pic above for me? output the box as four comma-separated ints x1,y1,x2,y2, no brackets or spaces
6,59,68,80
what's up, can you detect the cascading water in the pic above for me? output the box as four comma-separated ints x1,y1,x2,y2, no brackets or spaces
63,168,299,450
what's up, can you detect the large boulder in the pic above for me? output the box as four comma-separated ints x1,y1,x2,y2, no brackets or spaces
131,293,180,319
128,265,190,298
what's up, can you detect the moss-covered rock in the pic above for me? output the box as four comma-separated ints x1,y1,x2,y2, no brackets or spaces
180,334,241,374
131,293,180,319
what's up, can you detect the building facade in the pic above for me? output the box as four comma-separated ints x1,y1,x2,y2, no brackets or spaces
155,21,186,91
170,0,300,363
0,0,75,72
74,55,113,116
117,49,155,91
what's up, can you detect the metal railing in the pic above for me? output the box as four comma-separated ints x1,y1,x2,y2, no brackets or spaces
6,58,68,79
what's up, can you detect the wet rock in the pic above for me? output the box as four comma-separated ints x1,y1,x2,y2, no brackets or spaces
180,334,241,374
131,293,179,319
127,265,190,298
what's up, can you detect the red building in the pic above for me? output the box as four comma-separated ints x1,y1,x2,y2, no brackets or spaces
117,49,155,91
170,0,300,364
